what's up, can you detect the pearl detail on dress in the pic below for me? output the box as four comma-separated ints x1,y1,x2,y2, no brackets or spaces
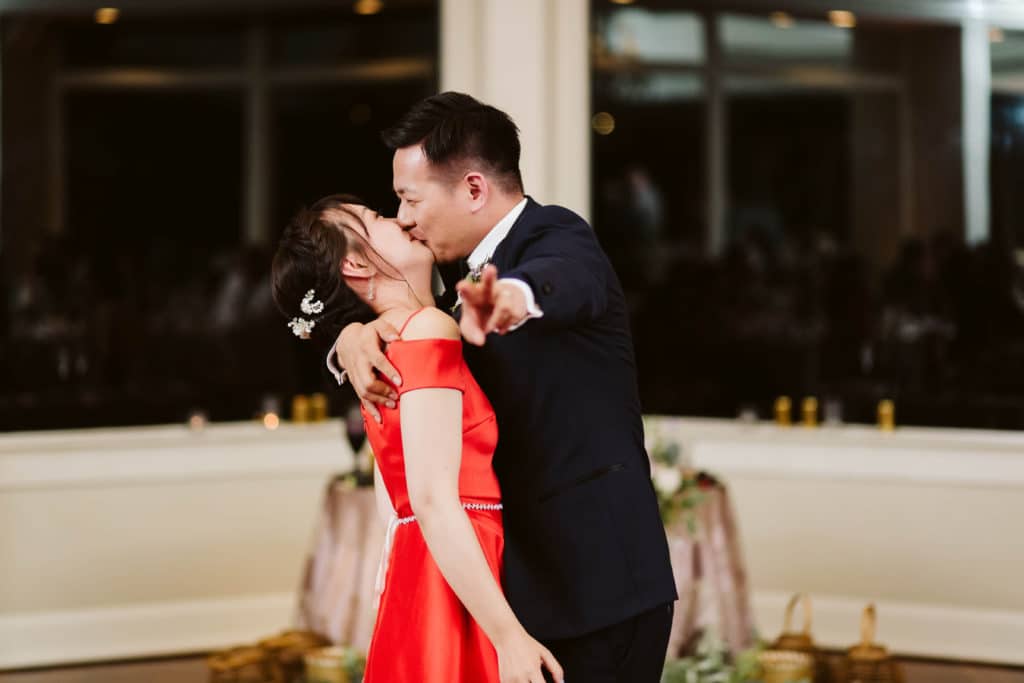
375,502,504,600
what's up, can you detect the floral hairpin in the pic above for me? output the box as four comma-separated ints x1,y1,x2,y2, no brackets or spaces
288,289,324,339
300,289,325,315
288,317,315,339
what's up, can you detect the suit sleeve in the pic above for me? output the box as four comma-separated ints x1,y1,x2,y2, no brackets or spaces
502,215,610,327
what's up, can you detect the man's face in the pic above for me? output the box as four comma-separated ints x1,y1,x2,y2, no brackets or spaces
393,145,475,264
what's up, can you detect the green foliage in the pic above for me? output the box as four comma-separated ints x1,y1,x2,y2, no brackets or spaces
661,632,767,683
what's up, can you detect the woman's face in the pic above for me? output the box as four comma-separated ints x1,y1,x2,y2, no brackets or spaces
344,203,434,276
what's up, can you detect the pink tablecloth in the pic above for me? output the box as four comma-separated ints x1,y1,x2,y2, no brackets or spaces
665,484,756,656
294,482,384,653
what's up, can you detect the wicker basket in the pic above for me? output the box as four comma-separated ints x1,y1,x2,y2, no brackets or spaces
773,593,815,652
771,593,831,682
757,649,815,683
207,646,273,683
258,630,331,683
837,605,904,683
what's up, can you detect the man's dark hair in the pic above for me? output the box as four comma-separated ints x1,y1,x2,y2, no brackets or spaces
382,91,524,194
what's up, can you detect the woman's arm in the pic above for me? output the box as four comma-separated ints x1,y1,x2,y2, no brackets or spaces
402,388,561,683
399,309,563,683
401,388,516,633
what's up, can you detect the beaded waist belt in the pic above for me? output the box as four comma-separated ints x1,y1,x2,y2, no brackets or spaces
393,501,503,527
375,502,503,598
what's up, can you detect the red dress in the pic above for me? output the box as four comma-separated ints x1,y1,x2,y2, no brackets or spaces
361,319,504,683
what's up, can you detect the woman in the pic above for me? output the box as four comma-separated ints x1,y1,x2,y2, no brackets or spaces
271,195,563,683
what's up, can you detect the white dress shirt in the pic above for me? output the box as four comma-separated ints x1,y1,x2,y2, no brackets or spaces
461,197,543,327
325,197,543,384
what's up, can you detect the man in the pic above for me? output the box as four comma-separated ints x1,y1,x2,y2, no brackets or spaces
330,92,676,682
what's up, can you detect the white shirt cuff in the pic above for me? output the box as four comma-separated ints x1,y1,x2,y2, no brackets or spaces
325,344,347,386
501,278,544,331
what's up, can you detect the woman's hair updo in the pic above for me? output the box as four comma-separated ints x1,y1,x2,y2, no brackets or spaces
271,194,377,350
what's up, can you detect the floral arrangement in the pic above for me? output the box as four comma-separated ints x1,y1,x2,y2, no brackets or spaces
337,407,375,488
335,456,374,489
646,420,716,533
661,631,766,683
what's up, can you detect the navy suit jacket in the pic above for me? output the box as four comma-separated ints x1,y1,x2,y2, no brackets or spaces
442,198,677,640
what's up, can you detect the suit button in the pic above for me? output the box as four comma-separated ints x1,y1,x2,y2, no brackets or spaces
542,282,554,295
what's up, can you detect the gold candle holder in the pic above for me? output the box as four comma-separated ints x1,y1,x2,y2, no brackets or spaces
802,397,818,428
291,394,310,423
774,396,792,427
309,393,328,422
878,399,895,431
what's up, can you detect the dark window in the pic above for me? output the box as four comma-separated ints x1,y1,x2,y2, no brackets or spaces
592,2,1024,430
0,4,439,431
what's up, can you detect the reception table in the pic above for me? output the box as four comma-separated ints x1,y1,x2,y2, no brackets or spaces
293,477,756,658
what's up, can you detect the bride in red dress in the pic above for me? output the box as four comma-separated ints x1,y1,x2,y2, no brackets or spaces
272,196,562,683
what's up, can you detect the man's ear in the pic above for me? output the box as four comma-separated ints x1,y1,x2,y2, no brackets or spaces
464,172,489,210
341,255,374,279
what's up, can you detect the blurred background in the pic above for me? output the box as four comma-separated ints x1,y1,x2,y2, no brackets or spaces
3,0,1024,432
1,0,439,430
591,0,1024,430
3,1,1024,679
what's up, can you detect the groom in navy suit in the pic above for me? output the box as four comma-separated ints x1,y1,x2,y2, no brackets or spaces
331,92,676,682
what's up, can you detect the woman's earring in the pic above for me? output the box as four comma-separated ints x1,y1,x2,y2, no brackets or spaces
367,276,376,302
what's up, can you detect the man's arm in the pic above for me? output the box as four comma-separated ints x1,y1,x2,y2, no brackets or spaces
502,219,609,324
457,217,609,344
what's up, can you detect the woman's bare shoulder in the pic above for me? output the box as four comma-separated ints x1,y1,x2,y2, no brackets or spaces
401,307,460,341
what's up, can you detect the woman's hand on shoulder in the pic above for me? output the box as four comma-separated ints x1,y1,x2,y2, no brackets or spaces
400,307,460,342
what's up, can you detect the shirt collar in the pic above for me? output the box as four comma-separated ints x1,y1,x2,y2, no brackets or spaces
467,197,529,271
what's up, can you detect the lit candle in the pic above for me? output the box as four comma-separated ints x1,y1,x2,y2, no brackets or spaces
877,400,895,432
292,395,310,423
774,396,792,427
802,397,818,428
310,393,328,422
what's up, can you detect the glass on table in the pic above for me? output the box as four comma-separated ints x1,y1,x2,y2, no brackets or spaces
823,398,844,427
737,403,759,424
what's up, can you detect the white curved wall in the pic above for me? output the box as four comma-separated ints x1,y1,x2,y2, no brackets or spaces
2,417,1023,668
